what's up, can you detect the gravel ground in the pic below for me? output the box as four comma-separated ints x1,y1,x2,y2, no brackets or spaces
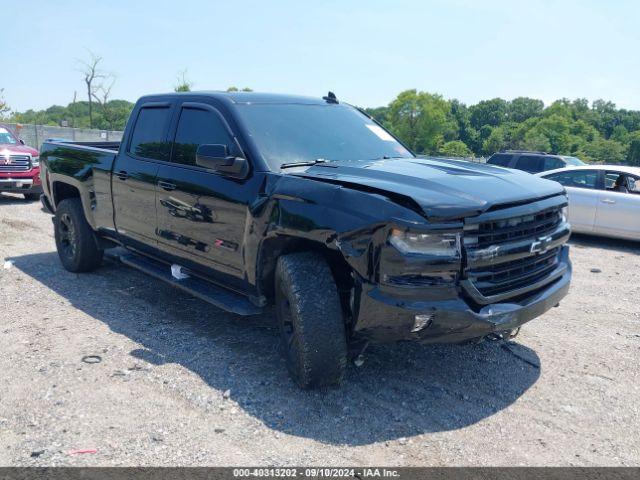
0,192,638,466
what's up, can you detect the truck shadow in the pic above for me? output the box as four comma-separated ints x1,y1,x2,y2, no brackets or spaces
10,251,541,446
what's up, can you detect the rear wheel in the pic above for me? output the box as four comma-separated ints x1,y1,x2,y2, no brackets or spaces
275,252,348,389
54,198,104,272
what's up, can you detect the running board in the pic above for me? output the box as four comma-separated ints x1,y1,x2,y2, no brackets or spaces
107,249,262,316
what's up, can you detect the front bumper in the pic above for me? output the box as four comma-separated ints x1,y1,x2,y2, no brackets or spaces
354,245,571,344
0,178,43,194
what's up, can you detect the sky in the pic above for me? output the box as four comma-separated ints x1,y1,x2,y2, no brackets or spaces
2,0,640,112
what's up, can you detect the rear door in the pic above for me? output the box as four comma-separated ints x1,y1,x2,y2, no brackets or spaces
543,169,600,232
112,102,173,254
594,171,640,239
155,101,261,292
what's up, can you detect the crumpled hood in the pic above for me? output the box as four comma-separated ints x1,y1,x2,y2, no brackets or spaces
291,157,565,220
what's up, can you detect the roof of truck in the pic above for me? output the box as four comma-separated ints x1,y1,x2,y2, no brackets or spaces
142,91,333,105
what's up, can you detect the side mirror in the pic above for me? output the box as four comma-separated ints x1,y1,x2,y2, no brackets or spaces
195,144,248,178
19,139,25,145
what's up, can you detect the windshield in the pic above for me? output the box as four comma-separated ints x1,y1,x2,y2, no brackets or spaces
0,127,17,145
561,156,586,166
235,103,413,169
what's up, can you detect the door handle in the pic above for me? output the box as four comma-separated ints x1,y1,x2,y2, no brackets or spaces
116,170,129,180
158,180,176,191
601,198,616,204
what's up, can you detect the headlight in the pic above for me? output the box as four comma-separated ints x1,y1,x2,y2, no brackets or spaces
389,228,461,257
561,206,568,223
31,156,40,167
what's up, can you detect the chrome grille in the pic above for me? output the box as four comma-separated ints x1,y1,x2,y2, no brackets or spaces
0,155,31,172
463,202,567,302
467,247,560,297
464,206,562,249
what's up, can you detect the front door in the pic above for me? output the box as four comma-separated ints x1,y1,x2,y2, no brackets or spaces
594,171,640,239
155,102,261,292
544,169,600,232
112,104,173,254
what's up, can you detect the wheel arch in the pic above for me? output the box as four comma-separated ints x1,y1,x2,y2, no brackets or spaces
50,177,97,230
257,235,355,308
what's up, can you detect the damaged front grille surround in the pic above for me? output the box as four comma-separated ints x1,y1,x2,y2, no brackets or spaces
461,198,570,304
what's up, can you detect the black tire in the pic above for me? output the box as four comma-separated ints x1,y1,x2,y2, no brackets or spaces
23,193,39,201
275,252,348,389
54,198,104,272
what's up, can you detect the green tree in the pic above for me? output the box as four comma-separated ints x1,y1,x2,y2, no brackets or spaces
533,114,571,153
449,99,479,151
482,126,507,154
469,98,508,129
10,99,134,130
578,137,626,164
439,140,472,157
625,131,640,166
386,89,454,154
508,97,544,123
364,106,389,124
522,129,551,152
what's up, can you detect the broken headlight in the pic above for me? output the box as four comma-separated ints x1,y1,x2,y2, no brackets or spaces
389,229,461,257
561,205,568,223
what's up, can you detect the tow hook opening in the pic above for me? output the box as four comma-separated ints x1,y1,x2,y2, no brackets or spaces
486,327,520,342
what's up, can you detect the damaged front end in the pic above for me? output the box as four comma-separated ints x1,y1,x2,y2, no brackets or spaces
347,193,571,344
256,169,571,346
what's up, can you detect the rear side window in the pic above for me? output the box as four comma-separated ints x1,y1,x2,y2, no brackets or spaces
487,153,513,167
172,107,234,166
544,157,565,171
129,107,171,161
545,170,598,189
515,155,544,173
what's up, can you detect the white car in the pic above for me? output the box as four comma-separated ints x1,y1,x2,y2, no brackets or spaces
536,165,640,241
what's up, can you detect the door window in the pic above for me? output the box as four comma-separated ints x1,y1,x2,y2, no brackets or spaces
128,107,171,161
605,171,640,194
545,170,598,189
514,155,544,173
172,107,234,166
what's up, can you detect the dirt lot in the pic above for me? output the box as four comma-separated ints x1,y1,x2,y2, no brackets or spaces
0,192,638,466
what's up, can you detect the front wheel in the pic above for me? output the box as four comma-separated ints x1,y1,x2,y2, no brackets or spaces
54,198,104,272
275,252,348,389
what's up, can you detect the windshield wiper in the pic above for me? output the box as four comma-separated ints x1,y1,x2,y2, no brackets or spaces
280,159,329,169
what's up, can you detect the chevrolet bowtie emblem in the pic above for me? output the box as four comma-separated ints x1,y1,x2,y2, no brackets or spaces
530,235,552,254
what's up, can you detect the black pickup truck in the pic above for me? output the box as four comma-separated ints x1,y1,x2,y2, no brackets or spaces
40,91,572,388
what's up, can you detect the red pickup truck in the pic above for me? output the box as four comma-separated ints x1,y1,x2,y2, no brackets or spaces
0,124,42,201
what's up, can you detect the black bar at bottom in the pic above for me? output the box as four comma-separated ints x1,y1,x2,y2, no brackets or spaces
0,467,637,480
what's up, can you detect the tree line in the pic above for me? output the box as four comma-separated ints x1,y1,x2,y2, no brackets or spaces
2,60,639,165
364,90,640,165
